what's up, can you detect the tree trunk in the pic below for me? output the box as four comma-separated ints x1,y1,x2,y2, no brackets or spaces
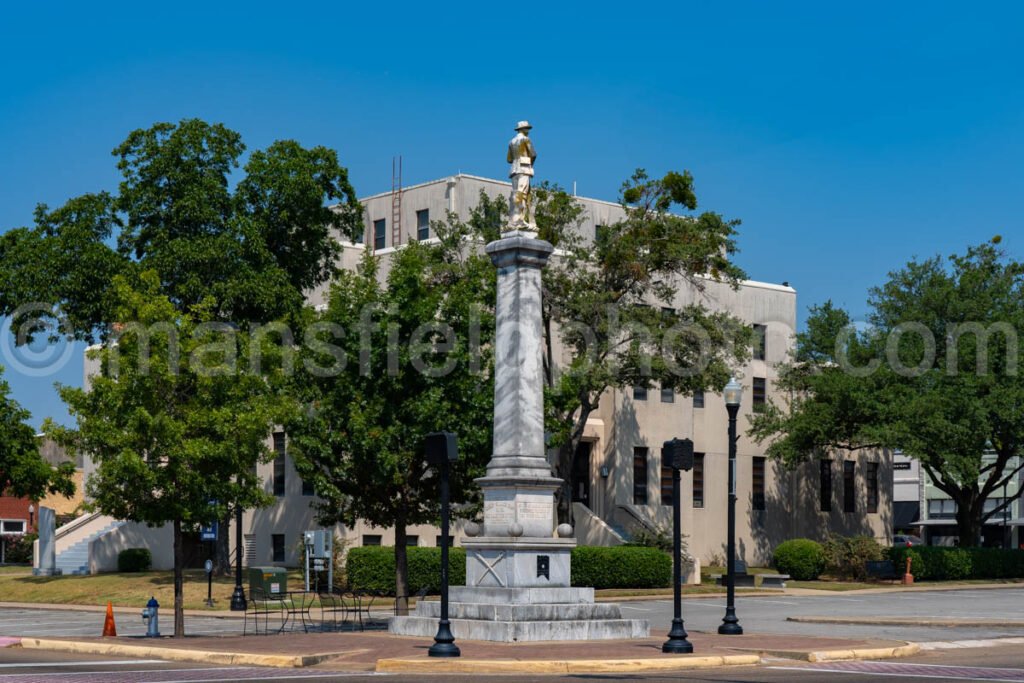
556,442,574,525
955,504,982,548
214,510,231,576
394,516,409,616
173,519,185,638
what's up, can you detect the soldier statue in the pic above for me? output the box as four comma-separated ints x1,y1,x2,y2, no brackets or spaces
507,120,537,229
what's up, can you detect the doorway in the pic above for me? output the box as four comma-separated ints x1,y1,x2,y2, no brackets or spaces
572,441,592,506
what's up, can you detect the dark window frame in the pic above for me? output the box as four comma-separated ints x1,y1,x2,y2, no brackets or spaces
362,534,382,546
660,385,675,403
633,385,648,401
633,447,649,505
660,459,674,506
753,324,767,361
692,453,705,508
752,377,767,412
416,209,430,241
373,218,386,250
271,533,286,562
272,432,286,496
693,389,705,409
819,459,832,512
843,460,856,513
866,462,879,514
752,456,766,511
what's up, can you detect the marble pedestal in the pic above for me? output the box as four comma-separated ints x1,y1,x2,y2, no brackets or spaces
32,507,61,577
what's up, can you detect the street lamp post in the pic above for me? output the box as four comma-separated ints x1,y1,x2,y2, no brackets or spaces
426,432,460,658
230,504,247,611
662,437,694,654
719,377,744,636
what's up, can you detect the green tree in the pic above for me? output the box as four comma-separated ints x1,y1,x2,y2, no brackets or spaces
751,240,1024,547
537,171,752,524
47,273,290,636
1,118,360,572
0,366,74,499
285,211,496,615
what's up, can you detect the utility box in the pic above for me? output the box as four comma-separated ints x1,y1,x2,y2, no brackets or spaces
248,566,287,596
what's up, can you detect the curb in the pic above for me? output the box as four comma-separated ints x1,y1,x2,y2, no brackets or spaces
789,616,1024,629
17,638,345,669
375,654,762,674
778,643,921,663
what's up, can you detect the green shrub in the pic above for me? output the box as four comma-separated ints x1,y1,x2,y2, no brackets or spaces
772,539,825,581
1,533,36,564
822,534,884,580
346,546,466,593
117,547,152,572
887,546,1024,580
571,546,671,589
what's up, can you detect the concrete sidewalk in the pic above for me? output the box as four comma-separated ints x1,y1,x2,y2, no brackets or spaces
12,630,920,674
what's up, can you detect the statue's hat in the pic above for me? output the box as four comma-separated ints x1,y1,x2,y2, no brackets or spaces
514,120,532,131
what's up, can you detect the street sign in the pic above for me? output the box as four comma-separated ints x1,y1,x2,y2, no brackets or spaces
200,522,218,541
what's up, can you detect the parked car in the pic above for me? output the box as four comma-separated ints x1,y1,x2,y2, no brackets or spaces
893,534,923,547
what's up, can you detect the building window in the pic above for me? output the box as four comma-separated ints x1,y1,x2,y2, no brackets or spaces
927,498,957,519
353,228,364,244
692,453,705,508
435,535,454,547
660,385,675,403
752,377,767,412
660,460,674,506
0,520,26,534
843,460,856,513
272,534,285,562
373,218,386,250
301,476,315,497
272,432,286,496
633,385,647,401
693,389,704,409
406,535,419,547
595,224,608,243
416,209,430,241
752,457,766,511
633,447,648,505
753,324,767,361
819,459,832,512
866,462,879,514
244,534,256,565
363,534,383,546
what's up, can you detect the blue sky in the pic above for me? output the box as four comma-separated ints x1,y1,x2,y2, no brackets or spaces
2,2,1022,427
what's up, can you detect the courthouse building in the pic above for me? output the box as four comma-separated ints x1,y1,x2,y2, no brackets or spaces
63,174,892,573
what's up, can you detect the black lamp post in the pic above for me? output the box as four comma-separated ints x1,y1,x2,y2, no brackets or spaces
718,377,743,635
662,437,694,654
230,504,247,611
426,431,460,658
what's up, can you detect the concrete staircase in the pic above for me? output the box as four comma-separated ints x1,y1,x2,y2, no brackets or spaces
54,516,125,575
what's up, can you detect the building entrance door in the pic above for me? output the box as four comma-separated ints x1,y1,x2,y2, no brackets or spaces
572,441,592,506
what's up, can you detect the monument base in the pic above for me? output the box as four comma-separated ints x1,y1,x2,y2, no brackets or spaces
32,568,62,576
389,586,650,642
463,536,573,588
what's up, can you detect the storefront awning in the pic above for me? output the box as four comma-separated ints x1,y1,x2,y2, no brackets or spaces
893,501,920,528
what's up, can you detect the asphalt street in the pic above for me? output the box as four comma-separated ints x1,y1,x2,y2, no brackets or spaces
1,588,1023,641
621,587,1024,641
0,645,1023,682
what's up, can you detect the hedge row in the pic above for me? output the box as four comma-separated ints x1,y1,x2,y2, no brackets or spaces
346,545,671,592
571,546,671,589
772,539,825,580
888,546,1024,580
118,547,152,572
346,547,467,593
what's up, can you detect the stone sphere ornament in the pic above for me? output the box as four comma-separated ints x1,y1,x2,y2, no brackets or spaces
464,521,481,537
508,522,525,537
556,523,574,538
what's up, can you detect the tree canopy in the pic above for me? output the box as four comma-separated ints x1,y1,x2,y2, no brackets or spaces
47,273,290,636
536,170,753,523
0,365,74,500
750,240,1024,546
285,208,497,613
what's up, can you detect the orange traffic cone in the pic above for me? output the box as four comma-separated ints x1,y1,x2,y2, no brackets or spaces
102,601,117,637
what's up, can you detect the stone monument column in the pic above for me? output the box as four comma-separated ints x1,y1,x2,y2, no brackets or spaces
33,506,61,576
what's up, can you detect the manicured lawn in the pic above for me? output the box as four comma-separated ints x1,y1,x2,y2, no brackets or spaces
0,568,304,611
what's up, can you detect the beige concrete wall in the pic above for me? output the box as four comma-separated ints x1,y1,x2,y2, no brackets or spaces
91,522,174,572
